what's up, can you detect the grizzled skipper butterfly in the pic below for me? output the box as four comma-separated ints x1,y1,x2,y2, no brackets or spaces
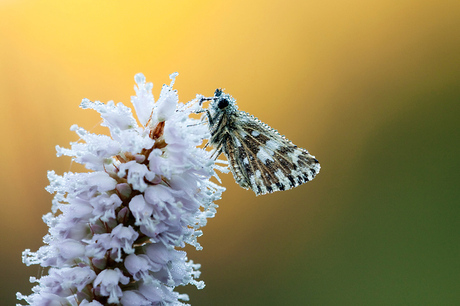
199,89,320,196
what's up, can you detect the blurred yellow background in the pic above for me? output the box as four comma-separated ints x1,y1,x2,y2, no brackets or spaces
1,0,459,305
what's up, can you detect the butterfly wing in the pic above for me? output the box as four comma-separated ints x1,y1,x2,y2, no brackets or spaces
221,112,320,196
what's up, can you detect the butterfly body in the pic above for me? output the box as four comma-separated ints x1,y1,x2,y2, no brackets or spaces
201,89,320,196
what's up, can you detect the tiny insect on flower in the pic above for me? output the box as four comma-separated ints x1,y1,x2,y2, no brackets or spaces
198,89,320,196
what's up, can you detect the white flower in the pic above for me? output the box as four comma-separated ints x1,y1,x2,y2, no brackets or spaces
18,73,225,305
93,268,130,304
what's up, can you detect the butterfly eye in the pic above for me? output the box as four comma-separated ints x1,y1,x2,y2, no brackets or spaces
217,99,229,109
214,88,223,97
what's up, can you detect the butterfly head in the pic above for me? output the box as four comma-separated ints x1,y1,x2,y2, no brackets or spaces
209,88,238,114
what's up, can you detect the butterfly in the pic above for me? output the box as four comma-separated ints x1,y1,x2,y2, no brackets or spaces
199,89,320,196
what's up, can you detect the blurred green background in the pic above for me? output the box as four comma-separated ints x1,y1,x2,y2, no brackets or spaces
1,0,459,305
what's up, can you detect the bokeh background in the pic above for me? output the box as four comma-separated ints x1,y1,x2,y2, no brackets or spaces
1,0,459,305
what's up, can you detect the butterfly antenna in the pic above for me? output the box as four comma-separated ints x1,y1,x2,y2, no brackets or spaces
198,96,213,106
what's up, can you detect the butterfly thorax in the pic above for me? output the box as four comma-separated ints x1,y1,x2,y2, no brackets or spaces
206,92,241,148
